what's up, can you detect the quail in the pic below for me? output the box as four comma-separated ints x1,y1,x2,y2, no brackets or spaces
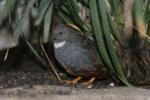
53,24,107,85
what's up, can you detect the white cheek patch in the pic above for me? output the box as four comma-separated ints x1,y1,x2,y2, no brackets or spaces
54,41,66,49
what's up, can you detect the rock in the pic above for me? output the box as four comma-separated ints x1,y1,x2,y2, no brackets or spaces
0,85,149,100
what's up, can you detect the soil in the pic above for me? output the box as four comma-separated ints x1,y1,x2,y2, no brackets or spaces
0,49,113,89
0,56,58,89
0,48,150,100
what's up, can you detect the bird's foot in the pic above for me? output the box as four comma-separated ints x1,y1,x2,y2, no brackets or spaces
79,77,96,88
63,76,82,85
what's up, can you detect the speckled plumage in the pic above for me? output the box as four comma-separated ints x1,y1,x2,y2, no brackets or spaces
53,24,107,79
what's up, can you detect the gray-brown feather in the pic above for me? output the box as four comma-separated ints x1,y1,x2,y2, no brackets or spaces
53,24,104,77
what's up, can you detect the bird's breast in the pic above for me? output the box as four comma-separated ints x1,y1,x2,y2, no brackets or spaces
54,41,66,49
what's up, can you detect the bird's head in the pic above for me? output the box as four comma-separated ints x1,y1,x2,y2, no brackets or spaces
52,24,77,43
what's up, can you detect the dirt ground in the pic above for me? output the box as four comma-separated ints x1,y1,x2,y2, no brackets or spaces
0,51,113,89
0,50,150,99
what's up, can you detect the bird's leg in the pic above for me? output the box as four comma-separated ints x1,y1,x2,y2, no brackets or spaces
63,76,82,85
81,77,96,85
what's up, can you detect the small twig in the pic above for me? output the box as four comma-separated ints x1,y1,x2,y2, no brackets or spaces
4,48,10,61
145,35,150,40
4,34,15,61
67,23,82,33
40,39,63,84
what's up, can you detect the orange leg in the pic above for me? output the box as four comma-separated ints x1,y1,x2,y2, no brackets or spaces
81,77,96,85
63,76,82,85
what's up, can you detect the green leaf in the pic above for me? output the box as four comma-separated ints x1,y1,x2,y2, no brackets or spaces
13,0,36,42
0,0,17,26
25,38,46,67
57,9,73,24
89,0,115,72
43,1,53,43
97,0,130,85
134,0,146,39
110,0,123,24
34,0,53,26
77,0,89,8
65,0,91,32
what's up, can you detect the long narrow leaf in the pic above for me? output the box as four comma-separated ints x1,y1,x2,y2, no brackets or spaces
43,1,53,43
89,0,115,73
110,0,123,24
57,10,73,24
98,0,130,85
25,38,46,67
0,0,17,26
135,0,146,39
34,0,52,26
13,0,36,42
66,0,91,32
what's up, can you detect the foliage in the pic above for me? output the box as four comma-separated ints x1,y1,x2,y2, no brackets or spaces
0,0,150,85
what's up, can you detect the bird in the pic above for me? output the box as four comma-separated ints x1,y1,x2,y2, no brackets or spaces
52,23,108,85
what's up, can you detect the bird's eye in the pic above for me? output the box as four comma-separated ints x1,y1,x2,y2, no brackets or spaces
59,32,62,35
